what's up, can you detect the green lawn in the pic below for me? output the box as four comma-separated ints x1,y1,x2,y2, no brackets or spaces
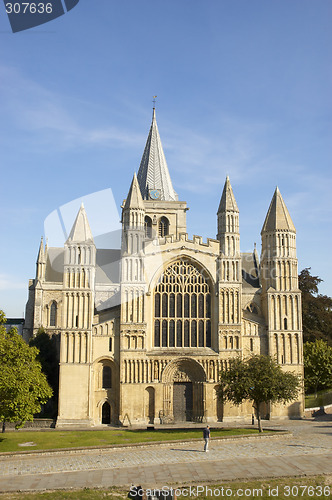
0,476,330,499
0,427,262,453
305,389,332,408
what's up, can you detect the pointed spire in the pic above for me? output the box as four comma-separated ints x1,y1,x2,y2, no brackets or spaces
217,176,239,213
67,203,94,243
261,187,296,233
137,108,178,201
124,172,145,210
36,237,44,264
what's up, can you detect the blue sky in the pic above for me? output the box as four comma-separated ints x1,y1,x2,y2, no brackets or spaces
0,0,331,317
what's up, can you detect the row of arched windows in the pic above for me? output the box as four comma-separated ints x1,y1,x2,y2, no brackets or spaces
154,318,212,348
67,245,93,265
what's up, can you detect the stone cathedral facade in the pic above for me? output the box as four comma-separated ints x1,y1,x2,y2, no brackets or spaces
24,109,304,427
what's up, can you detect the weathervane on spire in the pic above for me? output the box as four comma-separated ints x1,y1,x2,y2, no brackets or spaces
152,95,157,108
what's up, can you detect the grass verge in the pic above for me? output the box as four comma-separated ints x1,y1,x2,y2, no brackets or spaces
0,476,331,499
0,428,264,453
305,389,332,409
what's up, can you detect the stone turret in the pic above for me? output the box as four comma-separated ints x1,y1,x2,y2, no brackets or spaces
216,177,242,352
260,187,297,294
36,236,46,281
260,188,303,402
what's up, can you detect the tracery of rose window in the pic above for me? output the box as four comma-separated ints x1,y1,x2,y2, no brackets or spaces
154,259,212,348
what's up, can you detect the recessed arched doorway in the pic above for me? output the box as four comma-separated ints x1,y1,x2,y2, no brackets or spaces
161,358,206,422
102,401,111,424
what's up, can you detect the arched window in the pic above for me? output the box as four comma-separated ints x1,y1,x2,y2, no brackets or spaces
102,366,112,388
50,302,57,327
145,216,152,238
154,259,212,348
158,217,169,237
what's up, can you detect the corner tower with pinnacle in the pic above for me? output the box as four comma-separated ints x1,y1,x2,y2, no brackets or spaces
217,177,242,354
260,187,303,414
57,203,96,427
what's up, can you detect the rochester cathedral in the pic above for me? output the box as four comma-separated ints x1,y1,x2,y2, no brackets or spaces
24,109,304,427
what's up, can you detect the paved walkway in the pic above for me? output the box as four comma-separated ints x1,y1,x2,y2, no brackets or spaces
0,418,331,493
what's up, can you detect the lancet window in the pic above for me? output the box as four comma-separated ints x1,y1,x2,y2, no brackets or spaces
154,259,212,348
102,366,112,388
50,301,57,327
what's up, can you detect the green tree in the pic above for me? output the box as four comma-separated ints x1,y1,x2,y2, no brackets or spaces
29,327,59,416
0,312,52,432
303,340,332,395
217,355,301,432
299,268,332,345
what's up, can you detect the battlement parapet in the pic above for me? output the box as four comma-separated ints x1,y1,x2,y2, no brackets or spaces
146,232,220,255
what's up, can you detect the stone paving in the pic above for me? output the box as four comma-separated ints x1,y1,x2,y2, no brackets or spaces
0,418,331,493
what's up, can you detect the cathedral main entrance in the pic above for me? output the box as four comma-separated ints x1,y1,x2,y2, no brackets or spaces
161,358,206,423
173,382,193,421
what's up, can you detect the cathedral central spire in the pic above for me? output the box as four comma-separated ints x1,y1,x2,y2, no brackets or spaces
137,108,178,201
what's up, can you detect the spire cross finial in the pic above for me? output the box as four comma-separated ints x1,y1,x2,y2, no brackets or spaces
152,95,157,108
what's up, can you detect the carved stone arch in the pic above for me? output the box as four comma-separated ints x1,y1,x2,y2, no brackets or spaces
161,357,206,384
93,357,119,390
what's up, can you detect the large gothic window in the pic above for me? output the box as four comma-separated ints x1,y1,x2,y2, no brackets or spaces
154,259,212,348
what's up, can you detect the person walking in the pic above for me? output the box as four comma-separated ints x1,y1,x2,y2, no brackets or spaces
203,425,210,452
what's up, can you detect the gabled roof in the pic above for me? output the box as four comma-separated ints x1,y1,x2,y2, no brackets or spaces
137,108,178,201
124,172,144,210
261,187,296,233
67,203,94,244
217,176,239,213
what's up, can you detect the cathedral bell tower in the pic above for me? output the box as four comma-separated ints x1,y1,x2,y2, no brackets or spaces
137,107,187,238
260,188,303,375
216,177,242,353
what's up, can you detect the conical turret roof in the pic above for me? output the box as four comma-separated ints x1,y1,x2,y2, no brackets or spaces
67,203,94,243
217,176,239,213
137,108,178,201
124,172,145,210
261,187,296,233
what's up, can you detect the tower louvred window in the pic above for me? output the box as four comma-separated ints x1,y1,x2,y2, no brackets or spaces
158,217,169,237
154,259,212,348
145,216,152,238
